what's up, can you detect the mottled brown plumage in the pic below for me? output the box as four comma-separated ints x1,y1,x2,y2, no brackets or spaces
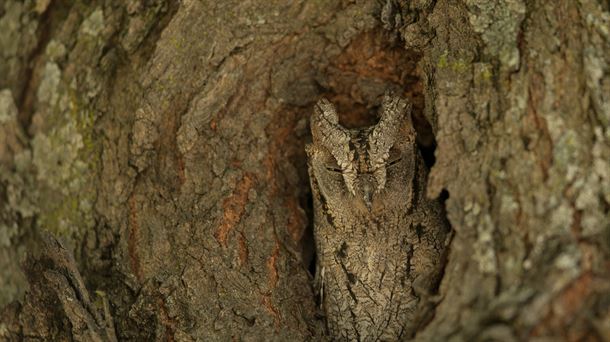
307,92,449,341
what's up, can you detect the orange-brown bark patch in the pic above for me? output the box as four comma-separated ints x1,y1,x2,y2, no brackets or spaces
156,295,177,342
261,294,281,331
214,173,255,247
266,239,280,290
530,272,596,340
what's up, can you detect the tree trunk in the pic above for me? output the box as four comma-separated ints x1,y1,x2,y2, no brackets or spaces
0,0,608,341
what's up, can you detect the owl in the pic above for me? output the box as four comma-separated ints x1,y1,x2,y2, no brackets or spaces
306,92,449,341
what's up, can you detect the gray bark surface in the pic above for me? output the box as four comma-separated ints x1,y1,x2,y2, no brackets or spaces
0,0,608,341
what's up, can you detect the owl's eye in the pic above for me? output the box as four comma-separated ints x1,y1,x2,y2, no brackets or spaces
325,166,343,173
387,157,402,167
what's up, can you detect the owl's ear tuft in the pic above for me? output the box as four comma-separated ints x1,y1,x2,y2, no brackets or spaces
311,98,345,144
310,97,355,172
309,98,358,196
368,92,413,190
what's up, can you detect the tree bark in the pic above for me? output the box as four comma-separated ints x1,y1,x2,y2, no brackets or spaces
0,0,608,341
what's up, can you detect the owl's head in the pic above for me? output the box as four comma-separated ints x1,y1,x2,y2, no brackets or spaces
306,93,417,215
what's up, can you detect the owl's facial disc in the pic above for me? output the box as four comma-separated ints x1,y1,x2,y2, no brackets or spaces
310,93,412,212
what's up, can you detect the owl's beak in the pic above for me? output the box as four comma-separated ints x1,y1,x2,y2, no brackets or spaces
360,175,375,211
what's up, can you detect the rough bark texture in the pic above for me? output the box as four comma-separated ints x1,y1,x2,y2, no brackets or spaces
0,0,608,341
